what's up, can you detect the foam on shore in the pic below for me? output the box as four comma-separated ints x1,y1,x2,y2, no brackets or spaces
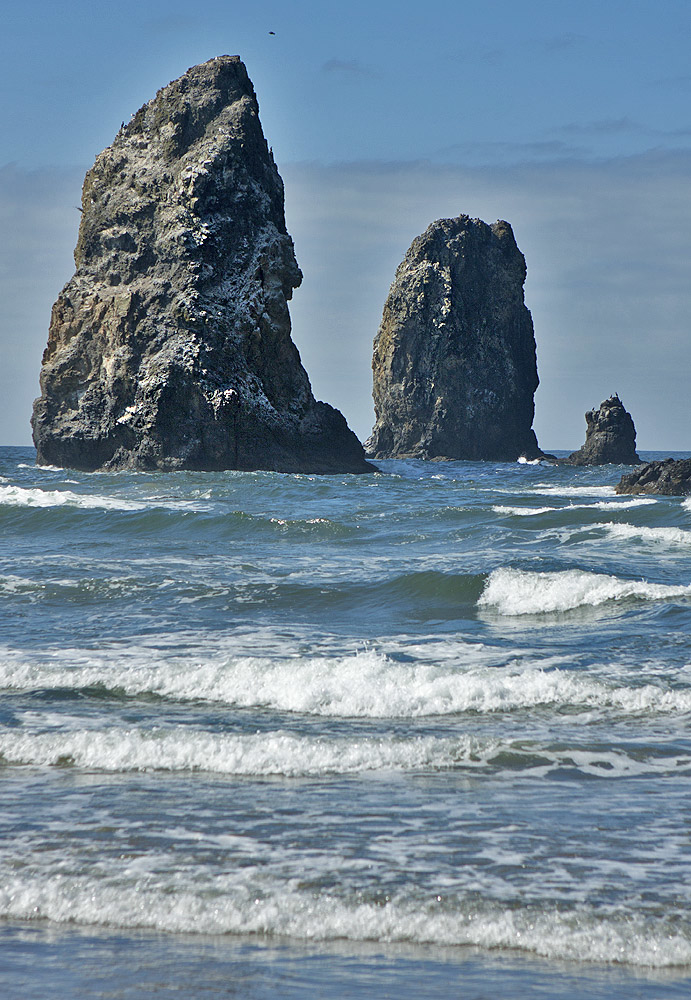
1,874,689,967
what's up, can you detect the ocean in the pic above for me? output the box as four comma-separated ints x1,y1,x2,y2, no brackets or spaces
1,444,690,999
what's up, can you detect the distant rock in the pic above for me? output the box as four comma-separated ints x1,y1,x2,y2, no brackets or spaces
365,215,543,461
616,458,691,495
566,395,640,466
32,56,372,474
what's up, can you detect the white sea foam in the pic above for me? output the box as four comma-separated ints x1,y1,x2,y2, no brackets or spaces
0,484,211,513
2,647,690,717
2,727,686,778
588,498,656,510
533,484,618,497
493,505,556,516
517,457,542,465
479,567,691,616
493,499,656,516
0,729,487,776
0,574,37,594
16,463,63,471
0,485,148,511
1,874,689,967
598,522,691,546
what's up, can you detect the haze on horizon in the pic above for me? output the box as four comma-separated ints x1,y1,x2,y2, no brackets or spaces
2,0,690,452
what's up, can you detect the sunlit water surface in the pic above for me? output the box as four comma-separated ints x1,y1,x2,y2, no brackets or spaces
1,446,690,999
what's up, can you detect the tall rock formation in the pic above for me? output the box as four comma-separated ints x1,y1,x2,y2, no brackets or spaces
566,395,640,465
32,56,372,474
365,215,542,461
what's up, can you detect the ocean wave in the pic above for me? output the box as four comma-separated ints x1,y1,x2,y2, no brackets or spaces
16,463,64,471
478,567,691,615
0,484,214,513
493,499,657,516
2,649,690,718
493,505,557,516
0,729,483,776
532,484,619,497
1,875,689,967
1,727,687,778
0,485,360,539
597,523,691,547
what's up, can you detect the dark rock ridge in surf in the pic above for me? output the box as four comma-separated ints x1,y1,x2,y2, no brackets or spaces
566,395,640,466
616,457,691,495
365,215,543,461
31,56,373,474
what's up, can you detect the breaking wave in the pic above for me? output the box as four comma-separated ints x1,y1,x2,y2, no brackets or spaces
598,522,691,546
532,485,619,497
478,567,691,615
493,499,655,516
0,729,482,776
2,648,690,718
0,484,211,513
1,727,688,778
1,875,689,967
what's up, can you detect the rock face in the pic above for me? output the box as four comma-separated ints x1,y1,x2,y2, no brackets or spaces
365,215,542,461
566,395,640,465
616,458,691,495
32,56,372,474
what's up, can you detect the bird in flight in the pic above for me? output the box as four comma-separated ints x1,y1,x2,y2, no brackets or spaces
269,31,275,35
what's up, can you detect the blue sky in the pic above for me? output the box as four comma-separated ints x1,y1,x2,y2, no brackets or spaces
2,0,691,448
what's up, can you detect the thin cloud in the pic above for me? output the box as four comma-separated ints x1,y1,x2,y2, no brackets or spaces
556,117,645,136
434,139,589,163
552,118,691,143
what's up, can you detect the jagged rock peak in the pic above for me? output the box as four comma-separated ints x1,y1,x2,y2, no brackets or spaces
365,214,543,462
32,56,372,474
616,457,691,495
566,395,640,466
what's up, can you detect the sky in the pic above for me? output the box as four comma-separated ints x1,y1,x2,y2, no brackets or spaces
2,0,691,450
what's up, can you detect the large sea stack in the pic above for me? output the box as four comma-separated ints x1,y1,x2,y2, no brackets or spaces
365,215,542,461
566,395,640,465
32,56,372,474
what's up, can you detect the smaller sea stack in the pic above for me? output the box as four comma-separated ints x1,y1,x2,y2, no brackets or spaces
566,395,640,466
616,458,691,495
366,215,543,462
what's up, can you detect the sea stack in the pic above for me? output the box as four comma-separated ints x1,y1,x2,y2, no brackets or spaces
616,458,691,496
31,56,372,474
566,395,640,465
365,215,542,461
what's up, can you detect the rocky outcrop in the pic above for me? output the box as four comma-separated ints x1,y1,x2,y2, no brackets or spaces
566,395,640,465
616,458,691,495
365,215,542,461
32,56,372,474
